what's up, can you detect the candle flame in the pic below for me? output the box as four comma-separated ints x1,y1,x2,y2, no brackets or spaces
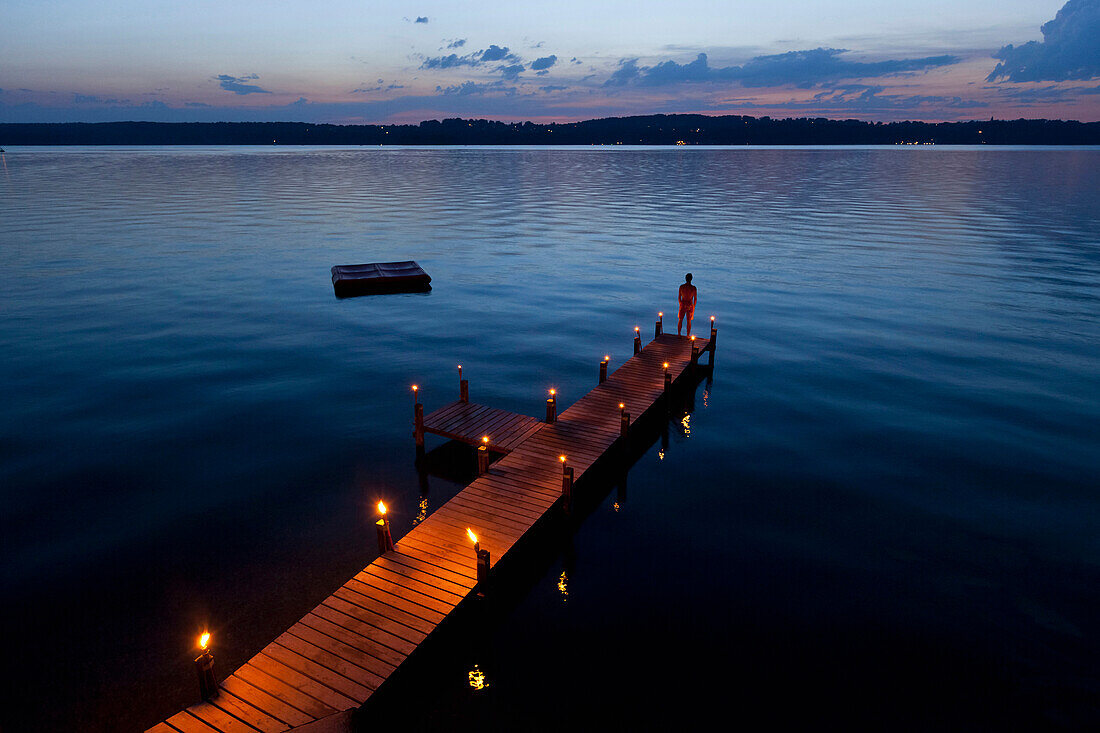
199,631,210,651
377,501,387,516
466,528,478,544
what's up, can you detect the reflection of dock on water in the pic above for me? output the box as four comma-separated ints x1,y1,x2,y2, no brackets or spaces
149,321,717,733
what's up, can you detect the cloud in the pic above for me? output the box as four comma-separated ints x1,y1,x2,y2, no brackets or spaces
415,16,428,24
435,81,514,96
72,94,129,104
987,0,1100,82
539,85,568,92
609,49,959,89
420,44,520,70
499,64,525,80
446,39,466,49
604,59,641,86
215,74,271,95
480,45,514,62
713,84,989,114
530,55,557,71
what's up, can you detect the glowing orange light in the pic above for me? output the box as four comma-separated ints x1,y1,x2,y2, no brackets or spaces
466,528,478,544
549,388,556,396
663,362,670,369
482,435,489,444
377,501,387,516
619,403,625,409
604,355,610,361
710,316,715,322
411,384,418,392
658,311,664,317
199,631,210,651
634,326,640,333
559,455,567,463
691,335,696,341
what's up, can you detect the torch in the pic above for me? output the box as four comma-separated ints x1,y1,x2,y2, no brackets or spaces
376,501,394,554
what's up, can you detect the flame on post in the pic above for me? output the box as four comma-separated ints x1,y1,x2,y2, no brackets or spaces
619,402,625,410
604,355,610,361
658,312,663,318
663,362,670,370
549,388,556,396
198,631,211,652
466,528,478,545
482,435,489,444
634,326,640,333
377,501,387,516
559,455,567,464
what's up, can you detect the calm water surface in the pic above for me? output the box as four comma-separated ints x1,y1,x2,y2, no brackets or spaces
0,146,1098,731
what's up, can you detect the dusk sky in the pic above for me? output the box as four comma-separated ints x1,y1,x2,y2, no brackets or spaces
3,0,1100,124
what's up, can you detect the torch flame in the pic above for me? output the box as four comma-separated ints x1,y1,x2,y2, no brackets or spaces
663,362,670,369
634,326,640,332
559,455,567,463
199,631,210,651
619,403,625,409
411,384,418,392
377,501,387,516
604,355,610,361
466,528,478,544
691,335,696,341
549,388,556,396
482,435,489,444
658,311,663,317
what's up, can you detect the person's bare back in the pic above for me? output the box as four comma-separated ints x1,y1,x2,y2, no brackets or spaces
678,273,697,336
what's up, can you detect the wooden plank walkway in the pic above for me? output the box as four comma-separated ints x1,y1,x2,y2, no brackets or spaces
150,332,712,733
421,401,543,453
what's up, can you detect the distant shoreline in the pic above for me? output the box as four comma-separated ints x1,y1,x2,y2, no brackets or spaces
3,113,1100,146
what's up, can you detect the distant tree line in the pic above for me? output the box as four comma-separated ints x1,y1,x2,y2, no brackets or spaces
2,114,1099,145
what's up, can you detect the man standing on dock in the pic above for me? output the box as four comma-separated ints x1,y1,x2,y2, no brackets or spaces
678,273,697,336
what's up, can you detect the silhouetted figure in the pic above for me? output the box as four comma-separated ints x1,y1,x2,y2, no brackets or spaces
677,273,697,336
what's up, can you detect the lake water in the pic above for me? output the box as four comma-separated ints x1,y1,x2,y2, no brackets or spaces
0,146,1098,731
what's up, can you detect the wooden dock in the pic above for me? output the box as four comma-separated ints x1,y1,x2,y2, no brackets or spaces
149,329,714,733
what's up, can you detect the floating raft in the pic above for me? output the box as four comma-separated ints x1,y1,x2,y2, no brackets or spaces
331,261,431,297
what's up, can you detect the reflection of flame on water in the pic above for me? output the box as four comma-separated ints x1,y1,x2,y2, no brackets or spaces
703,389,709,409
468,664,487,690
657,448,665,461
612,501,620,513
680,413,691,437
557,571,569,601
413,496,428,525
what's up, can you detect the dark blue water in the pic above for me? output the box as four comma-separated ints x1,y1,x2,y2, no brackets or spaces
0,146,1098,731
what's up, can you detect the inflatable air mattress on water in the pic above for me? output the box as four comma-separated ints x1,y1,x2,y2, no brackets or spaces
331,261,432,297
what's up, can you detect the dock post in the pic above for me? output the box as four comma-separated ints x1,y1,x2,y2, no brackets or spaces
413,385,424,448
655,312,663,338
690,336,700,367
376,503,395,554
477,437,490,475
469,532,491,596
546,389,557,423
634,326,641,355
560,455,574,511
710,317,717,359
599,356,608,384
663,362,671,394
619,402,629,443
195,636,217,701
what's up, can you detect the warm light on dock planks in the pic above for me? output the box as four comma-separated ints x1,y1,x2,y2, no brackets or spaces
150,333,709,732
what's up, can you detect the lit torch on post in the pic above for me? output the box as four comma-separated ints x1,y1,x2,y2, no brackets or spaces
477,435,490,475
663,362,672,394
633,326,641,355
468,528,491,596
546,388,557,424
655,312,663,338
560,454,574,511
458,365,469,404
376,501,394,554
195,631,217,701
619,402,629,442
412,385,424,448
